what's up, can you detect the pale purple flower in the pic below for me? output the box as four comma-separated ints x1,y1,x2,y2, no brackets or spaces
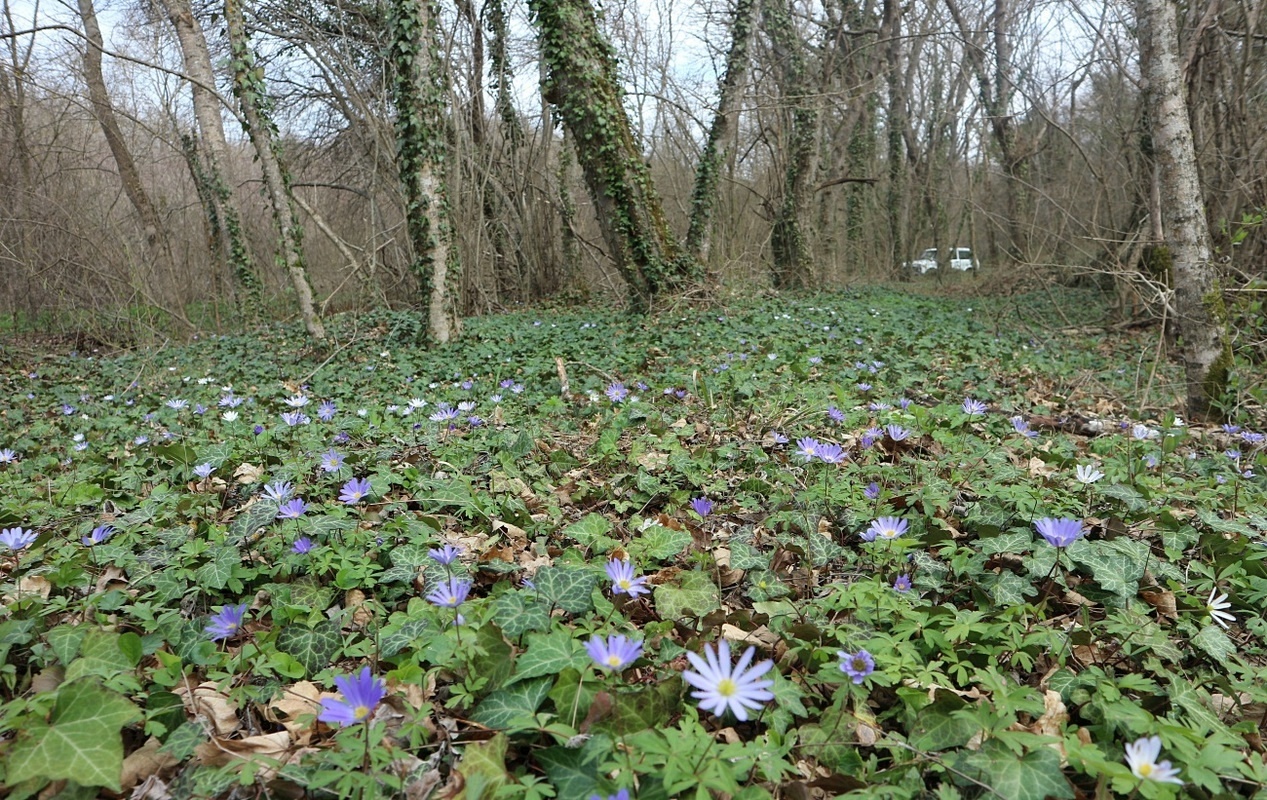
961,398,987,416
691,497,714,517
585,634,643,670
1222,424,1241,435
340,477,372,504
769,431,789,445
682,640,774,721
1035,517,1085,548
194,463,215,479
165,398,188,411
860,427,882,449
292,536,314,554
82,524,115,546
863,516,908,542
61,404,77,415
317,400,337,421
428,544,462,565
856,383,872,393
884,424,909,441
795,437,820,462
893,575,911,593
283,394,310,408
826,405,845,423
605,559,650,598
281,411,310,426
0,448,18,464
1,526,37,551
318,667,387,727
430,404,459,422
427,577,472,608
206,604,248,641
1011,416,1037,438
863,482,881,500
1241,431,1264,445
898,397,912,409
263,480,294,503
276,498,308,520
219,393,242,408
319,449,345,473
605,382,628,403
838,649,875,684
816,443,847,464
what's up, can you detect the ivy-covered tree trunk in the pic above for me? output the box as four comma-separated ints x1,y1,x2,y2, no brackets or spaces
224,0,325,341
764,0,819,290
882,0,907,275
1136,0,1232,419
685,0,756,267
157,0,259,311
391,0,461,342
529,0,687,310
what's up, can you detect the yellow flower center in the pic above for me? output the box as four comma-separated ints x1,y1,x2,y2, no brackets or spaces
447,595,458,605
618,579,631,590
716,678,737,697
1138,763,1153,777
354,705,370,720
606,655,623,666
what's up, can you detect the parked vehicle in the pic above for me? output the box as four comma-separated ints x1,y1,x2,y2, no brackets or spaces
904,247,978,274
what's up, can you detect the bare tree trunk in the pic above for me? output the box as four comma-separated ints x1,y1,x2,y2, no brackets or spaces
224,0,324,341
391,0,461,343
765,0,819,290
528,0,688,310
1137,0,1232,419
154,0,259,306
882,0,906,274
76,0,175,275
685,0,756,266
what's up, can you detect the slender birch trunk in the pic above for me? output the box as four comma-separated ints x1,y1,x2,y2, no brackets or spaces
224,0,324,341
1136,0,1232,419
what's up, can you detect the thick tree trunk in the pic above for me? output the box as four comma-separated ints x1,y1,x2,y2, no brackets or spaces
224,0,324,341
391,0,461,342
765,0,819,290
76,0,175,274
155,0,259,305
882,0,906,274
685,0,756,266
1137,0,1232,419
528,0,687,310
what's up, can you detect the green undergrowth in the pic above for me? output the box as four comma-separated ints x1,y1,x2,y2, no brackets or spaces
0,287,1264,799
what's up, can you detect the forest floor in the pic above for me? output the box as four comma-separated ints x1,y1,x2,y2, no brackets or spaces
1,286,1264,799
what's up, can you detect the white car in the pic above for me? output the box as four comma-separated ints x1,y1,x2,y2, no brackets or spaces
905,247,978,274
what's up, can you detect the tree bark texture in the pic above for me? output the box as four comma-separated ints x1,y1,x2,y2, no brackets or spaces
391,0,461,342
529,0,686,310
764,0,819,290
685,0,756,266
1136,0,1232,419
77,0,174,273
156,0,258,305
224,0,325,341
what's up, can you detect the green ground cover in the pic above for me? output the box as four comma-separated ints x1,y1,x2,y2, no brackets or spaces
0,287,1264,799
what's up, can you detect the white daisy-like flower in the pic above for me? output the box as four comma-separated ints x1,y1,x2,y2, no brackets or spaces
1203,588,1235,629
682,640,774,721
283,394,310,408
222,410,239,422
1124,735,1183,785
1075,464,1104,484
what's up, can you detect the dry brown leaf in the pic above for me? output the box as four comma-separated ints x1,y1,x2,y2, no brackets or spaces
347,589,375,627
234,463,264,484
120,737,180,791
1140,589,1178,619
6,574,52,602
130,775,174,800
177,681,240,736
853,705,881,747
1027,457,1058,478
31,666,64,694
194,732,312,781
635,451,668,471
263,681,322,741
492,518,527,540
721,623,781,650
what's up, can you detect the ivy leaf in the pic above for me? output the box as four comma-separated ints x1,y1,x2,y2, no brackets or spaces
65,630,134,682
512,629,586,684
229,501,278,542
47,625,86,666
729,541,768,570
536,738,609,800
980,571,1035,606
490,591,553,638
455,732,509,796
1191,624,1235,665
533,566,599,614
908,696,980,752
1098,483,1148,512
379,619,429,659
195,546,240,591
7,679,142,790
564,513,617,552
954,739,1074,800
628,524,690,562
977,532,1032,555
470,676,552,729
275,620,343,676
654,570,720,621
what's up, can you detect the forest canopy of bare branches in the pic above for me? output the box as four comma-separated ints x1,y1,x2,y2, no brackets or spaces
1,0,1264,344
